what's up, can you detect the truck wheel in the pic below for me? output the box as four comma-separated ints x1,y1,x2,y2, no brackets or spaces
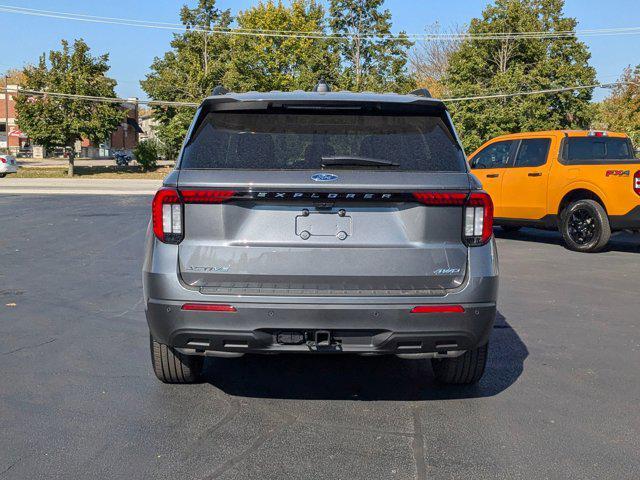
0,174,6,178
501,225,521,233
560,199,610,253
150,334,203,384
431,343,488,385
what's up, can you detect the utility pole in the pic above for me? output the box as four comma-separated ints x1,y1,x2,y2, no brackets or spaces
4,76,9,154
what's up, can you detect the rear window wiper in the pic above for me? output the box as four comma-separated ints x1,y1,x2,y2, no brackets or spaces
321,156,400,168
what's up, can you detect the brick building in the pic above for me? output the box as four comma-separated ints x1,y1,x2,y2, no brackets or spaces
80,100,144,159
0,85,29,153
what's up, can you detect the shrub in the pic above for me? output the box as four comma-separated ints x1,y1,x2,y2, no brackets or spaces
133,139,159,171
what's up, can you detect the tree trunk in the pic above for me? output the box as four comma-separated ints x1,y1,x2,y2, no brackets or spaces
67,148,75,177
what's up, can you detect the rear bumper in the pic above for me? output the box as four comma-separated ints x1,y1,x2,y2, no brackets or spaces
0,164,17,174
610,206,640,230
143,225,499,356
146,300,496,356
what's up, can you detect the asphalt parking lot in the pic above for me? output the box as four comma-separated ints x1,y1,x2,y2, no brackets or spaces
1,195,639,479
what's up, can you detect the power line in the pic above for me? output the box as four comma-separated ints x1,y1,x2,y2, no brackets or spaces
442,83,616,102
4,82,633,109
2,4,640,41
10,88,199,107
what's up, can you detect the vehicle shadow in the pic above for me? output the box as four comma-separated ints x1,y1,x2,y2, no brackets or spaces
495,227,640,254
203,311,527,401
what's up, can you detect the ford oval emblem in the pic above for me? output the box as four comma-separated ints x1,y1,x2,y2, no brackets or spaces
311,173,338,182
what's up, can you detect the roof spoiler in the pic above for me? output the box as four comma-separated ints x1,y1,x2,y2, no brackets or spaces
409,88,432,98
211,85,229,96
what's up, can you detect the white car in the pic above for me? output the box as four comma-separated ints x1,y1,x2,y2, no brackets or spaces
0,155,18,177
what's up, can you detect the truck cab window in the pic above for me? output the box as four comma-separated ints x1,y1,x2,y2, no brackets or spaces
514,139,551,168
471,140,513,169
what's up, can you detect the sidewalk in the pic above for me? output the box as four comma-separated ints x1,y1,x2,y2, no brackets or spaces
17,158,175,168
0,178,162,195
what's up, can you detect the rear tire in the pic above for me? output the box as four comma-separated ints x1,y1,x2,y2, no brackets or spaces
501,225,521,233
150,334,203,384
0,173,6,178
431,343,488,385
560,199,610,253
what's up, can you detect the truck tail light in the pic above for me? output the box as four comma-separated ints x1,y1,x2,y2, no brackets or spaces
152,188,236,244
0,157,6,163
634,171,640,197
412,191,494,247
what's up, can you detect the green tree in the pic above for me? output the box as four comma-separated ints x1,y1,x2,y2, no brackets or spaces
445,0,597,152
329,0,414,92
134,138,160,171
15,39,123,176
597,66,640,145
225,0,340,92
141,0,233,157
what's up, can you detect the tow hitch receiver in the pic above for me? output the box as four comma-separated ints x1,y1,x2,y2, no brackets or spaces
314,330,332,347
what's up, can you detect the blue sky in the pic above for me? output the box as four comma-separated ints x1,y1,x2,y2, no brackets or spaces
1,0,638,102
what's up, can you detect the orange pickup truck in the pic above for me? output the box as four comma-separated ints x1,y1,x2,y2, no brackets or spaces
469,130,640,252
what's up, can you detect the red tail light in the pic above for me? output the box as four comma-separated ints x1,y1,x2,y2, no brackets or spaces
634,171,640,197
412,192,467,206
465,192,494,246
152,188,236,244
180,190,236,204
411,305,465,314
0,157,6,164
152,188,182,244
181,303,237,312
412,191,494,246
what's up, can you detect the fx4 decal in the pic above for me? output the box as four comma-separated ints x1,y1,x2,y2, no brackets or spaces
606,170,630,177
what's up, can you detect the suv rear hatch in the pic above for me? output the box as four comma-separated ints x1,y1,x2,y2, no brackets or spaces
159,99,489,296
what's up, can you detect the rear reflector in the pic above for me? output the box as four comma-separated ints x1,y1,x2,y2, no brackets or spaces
181,303,237,312
411,305,465,314
634,171,640,197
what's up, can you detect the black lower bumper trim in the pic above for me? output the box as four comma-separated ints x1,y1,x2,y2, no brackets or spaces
146,301,496,355
609,205,640,230
170,328,481,355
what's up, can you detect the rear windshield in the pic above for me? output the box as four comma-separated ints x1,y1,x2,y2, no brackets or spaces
565,137,635,162
180,111,466,172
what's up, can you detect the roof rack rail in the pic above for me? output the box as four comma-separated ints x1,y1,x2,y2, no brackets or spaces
409,88,432,98
211,85,229,96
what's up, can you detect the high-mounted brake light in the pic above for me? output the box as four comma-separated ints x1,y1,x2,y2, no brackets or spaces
152,188,236,244
412,191,494,246
634,171,640,197
588,130,608,137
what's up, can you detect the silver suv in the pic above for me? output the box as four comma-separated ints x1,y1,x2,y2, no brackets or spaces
143,86,498,385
